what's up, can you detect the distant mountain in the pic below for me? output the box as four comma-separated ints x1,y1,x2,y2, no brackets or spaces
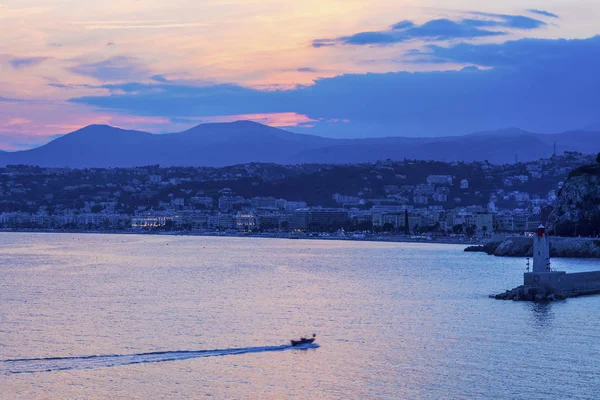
0,121,598,168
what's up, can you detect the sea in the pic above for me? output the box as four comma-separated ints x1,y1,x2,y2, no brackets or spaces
1,232,599,399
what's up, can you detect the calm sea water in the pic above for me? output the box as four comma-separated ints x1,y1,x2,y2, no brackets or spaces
1,233,599,399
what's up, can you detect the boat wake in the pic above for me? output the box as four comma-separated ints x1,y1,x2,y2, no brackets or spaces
1,343,319,375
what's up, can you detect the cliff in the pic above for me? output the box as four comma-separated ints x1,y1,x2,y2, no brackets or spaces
547,160,600,237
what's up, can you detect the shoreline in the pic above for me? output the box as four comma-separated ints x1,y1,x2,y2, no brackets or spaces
0,228,479,246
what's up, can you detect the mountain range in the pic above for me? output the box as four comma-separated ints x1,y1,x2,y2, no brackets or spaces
0,121,598,168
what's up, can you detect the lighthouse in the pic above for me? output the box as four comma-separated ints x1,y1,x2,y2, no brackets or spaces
522,224,565,294
494,225,600,301
532,225,551,273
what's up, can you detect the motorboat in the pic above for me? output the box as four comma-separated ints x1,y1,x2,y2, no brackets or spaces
291,334,316,346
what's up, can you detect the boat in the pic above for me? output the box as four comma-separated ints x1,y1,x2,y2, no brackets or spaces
291,334,316,346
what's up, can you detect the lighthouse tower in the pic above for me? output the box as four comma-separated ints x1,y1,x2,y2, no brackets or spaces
532,225,550,272
523,224,565,291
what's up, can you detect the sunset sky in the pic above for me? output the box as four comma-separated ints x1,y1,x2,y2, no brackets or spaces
1,0,600,149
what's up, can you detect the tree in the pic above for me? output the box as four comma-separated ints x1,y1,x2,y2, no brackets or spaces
453,224,463,234
596,152,600,164
382,222,394,232
465,225,476,236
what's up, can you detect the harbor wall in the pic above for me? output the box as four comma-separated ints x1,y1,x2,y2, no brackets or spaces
560,271,600,295
496,271,600,301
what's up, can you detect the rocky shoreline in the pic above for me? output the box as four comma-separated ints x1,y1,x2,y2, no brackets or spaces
465,236,600,258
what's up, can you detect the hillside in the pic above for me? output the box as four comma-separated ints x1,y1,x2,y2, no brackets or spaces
0,121,598,168
547,155,600,236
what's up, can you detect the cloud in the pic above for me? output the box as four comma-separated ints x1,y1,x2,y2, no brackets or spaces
69,35,600,137
150,74,169,82
9,56,51,69
296,67,318,73
469,12,547,29
0,96,24,103
48,83,95,90
423,35,600,67
313,13,546,47
75,21,207,30
528,9,559,18
69,56,150,81
391,20,414,30
312,39,337,48
169,112,318,128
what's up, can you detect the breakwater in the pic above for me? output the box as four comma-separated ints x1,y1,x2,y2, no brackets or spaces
467,236,600,258
491,226,600,301
492,270,600,301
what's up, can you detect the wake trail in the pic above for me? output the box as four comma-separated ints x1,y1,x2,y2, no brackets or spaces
1,343,318,375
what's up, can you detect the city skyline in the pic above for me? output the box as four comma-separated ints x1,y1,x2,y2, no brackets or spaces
2,0,600,150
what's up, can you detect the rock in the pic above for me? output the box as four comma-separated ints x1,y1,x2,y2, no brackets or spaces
473,236,600,258
464,245,485,252
547,163,600,237
494,237,532,257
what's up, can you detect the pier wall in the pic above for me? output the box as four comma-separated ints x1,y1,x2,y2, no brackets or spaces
497,270,600,301
560,271,600,295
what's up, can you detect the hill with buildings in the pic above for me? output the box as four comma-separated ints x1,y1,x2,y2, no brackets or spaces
0,153,595,238
0,121,598,168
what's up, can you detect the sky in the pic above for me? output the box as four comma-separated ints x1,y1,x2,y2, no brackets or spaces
1,0,600,150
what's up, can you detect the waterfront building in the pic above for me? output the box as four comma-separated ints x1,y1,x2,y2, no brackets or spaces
236,212,258,231
208,213,236,230
290,208,349,230
474,213,494,235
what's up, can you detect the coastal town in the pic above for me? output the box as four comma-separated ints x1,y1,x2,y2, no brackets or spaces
0,152,595,239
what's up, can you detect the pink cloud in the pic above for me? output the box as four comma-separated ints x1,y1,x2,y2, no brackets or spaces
190,112,318,128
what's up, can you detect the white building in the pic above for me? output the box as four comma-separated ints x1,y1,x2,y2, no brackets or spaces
427,175,453,185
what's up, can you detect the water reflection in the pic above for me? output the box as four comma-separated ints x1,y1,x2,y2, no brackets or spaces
529,301,555,328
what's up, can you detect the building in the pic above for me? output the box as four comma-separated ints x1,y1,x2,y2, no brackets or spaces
460,179,469,189
290,208,349,230
427,175,453,185
208,213,235,229
284,201,308,211
190,196,214,208
414,195,429,205
332,193,362,205
474,213,494,235
251,197,280,209
258,214,282,230
218,196,248,211
236,212,258,231
172,198,185,207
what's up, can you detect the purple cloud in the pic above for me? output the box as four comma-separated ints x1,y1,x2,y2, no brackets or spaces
9,57,51,69
313,12,546,47
528,9,559,18
69,56,150,81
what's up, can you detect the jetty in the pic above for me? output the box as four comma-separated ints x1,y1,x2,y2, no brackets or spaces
492,225,600,301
